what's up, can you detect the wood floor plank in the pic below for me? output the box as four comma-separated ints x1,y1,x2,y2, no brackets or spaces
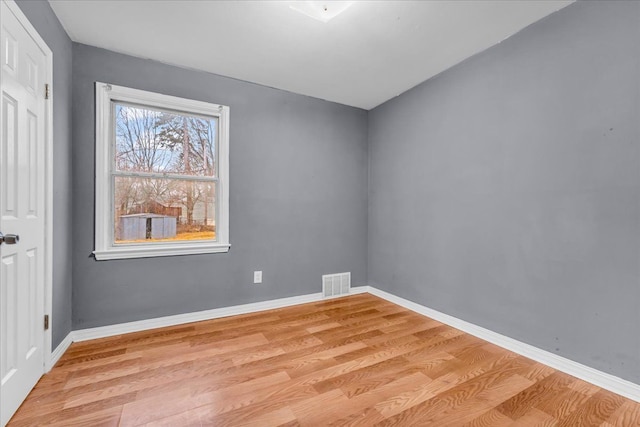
119,371,291,425
510,407,558,426
290,389,350,426
46,407,123,427
462,408,513,427
316,372,431,425
312,354,410,395
8,293,640,426
435,374,534,426
555,389,626,427
375,356,532,425
496,371,576,420
296,372,431,426
604,400,640,426
200,381,317,425
534,380,600,421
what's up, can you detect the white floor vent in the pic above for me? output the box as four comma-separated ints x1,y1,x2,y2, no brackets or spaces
322,272,351,298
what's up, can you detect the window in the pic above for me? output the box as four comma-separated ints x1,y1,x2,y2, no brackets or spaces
93,83,229,260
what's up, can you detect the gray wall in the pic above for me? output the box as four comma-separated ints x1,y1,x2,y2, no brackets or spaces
16,0,73,349
369,0,640,383
71,44,368,329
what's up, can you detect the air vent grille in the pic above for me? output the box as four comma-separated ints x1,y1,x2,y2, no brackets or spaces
322,272,351,298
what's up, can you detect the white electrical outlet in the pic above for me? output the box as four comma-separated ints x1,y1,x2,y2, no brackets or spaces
253,271,263,284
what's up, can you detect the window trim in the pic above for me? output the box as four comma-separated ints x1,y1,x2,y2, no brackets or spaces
93,82,230,260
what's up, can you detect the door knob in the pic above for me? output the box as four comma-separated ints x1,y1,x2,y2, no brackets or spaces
0,232,19,245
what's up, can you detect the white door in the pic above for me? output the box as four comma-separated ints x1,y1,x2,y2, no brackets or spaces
0,1,48,425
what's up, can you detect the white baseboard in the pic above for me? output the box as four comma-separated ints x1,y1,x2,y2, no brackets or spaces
47,332,73,371
45,284,639,403
71,286,369,342
367,286,640,403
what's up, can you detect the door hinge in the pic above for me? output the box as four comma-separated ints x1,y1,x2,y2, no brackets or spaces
44,314,49,330
45,83,50,100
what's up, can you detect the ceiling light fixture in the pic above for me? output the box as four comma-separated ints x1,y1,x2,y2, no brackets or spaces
289,1,354,23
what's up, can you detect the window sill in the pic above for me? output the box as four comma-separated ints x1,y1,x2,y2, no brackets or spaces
93,243,230,260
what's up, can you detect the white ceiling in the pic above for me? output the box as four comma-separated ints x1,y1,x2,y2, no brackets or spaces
49,0,574,110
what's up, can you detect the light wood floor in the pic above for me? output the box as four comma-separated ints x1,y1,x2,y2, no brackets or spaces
9,293,640,426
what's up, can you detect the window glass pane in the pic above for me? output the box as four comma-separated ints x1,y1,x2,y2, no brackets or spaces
114,103,217,177
114,176,216,244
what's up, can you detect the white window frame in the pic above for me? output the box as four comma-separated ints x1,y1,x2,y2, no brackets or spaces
93,82,230,260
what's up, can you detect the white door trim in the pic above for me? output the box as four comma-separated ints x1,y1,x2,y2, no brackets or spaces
2,0,54,372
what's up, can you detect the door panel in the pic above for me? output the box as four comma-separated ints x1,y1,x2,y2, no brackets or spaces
0,1,48,425
2,94,17,217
